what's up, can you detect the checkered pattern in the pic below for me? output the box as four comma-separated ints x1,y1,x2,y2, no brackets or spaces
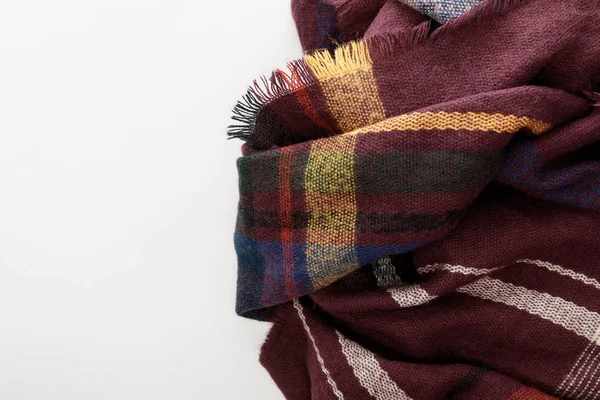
235,108,552,317
231,0,600,397
230,0,600,321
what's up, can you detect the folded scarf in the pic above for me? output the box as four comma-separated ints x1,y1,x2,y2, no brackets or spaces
228,0,600,398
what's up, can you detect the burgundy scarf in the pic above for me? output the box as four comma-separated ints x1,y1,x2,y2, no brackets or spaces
229,1,600,398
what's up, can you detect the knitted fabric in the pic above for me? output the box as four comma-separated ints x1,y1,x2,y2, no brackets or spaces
399,0,484,23
228,0,600,398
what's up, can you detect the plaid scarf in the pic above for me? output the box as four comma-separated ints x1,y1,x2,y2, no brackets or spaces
229,0,600,398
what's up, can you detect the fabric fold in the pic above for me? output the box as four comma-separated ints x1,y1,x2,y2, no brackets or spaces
228,0,600,398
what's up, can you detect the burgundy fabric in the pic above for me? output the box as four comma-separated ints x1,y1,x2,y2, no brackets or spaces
363,1,428,40
231,0,600,398
261,183,600,399
250,1,600,152
328,0,388,42
292,0,396,51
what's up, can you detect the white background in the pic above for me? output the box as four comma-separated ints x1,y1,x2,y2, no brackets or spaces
0,1,300,398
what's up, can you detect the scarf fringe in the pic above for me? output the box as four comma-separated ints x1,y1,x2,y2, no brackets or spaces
367,21,431,59
228,59,317,141
228,0,530,142
305,41,372,80
432,0,526,37
227,23,429,141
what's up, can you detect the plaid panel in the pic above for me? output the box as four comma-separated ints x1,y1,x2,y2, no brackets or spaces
233,31,574,316
234,115,545,317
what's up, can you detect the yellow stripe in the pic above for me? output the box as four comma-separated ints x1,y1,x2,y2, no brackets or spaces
305,138,357,242
345,111,552,136
305,41,372,81
306,40,387,134
304,136,359,288
305,41,550,138
320,70,387,133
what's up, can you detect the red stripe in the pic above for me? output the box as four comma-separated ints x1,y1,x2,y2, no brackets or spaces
507,387,557,400
278,148,296,298
279,66,332,132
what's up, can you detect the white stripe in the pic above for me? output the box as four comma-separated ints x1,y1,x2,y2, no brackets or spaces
558,326,600,398
517,259,600,291
582,358,600,400
293,299,345,400
457,277,600,342
420,259,600,398
418,263,498,276
388,284,436,308
556,342,596,396
374,257,402,288
564,345,600,398
336,331,413,400
421,260,600,293
571,347,600,399
375,258,434,308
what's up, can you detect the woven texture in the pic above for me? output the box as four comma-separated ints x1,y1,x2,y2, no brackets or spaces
229,0,600,398
399,0,484,22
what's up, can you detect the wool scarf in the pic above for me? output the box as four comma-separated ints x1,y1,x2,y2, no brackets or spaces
228,1,600,398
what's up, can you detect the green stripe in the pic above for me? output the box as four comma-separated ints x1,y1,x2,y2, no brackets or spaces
356,150,503,194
